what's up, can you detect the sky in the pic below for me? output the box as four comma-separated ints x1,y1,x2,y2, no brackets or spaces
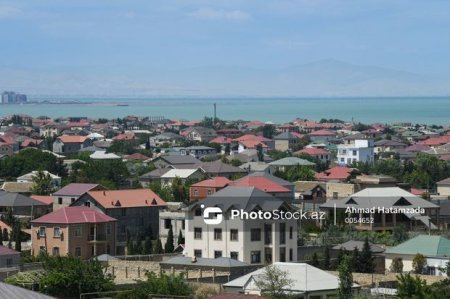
1,0,450,96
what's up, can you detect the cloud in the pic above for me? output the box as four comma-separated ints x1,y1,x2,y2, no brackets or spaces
0,5,21,19
188,7,251,21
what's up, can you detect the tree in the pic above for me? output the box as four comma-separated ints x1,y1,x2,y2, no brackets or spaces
338,255,353,299
0,227,3,244
285,165,316,181
262,124,276,139
171,177,187,202
322,245,331,270
351,247,360,272
127,239,135,255
256,143,264,162
392,225,409,245
396,273,428,299
164,226,174,253
131,272,191,298
154,238,163,254
31,170,53,195
143,237,153,255
2,228,8,242
359,237,374,273
13,220,21,252
254,264,293,299
390,257,403,273
412,253,426,274
310,252,320,267
177,230,184,245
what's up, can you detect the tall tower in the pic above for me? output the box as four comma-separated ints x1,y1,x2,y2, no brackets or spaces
213,103,217,125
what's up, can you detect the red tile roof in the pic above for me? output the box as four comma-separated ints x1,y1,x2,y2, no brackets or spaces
239,139,268,149
124,153,150,161
191,177,231,188
233,134,270,142
113,133,136,140
87,189,166,209
410,188,426,196
419,135,450,146
296,148,330,156
231,177,290,193
31,195,53,205
308,129,336,136
31,206,116,224
58,135,88,143
210,136,233,144
290,132,305,139
316,166,355,181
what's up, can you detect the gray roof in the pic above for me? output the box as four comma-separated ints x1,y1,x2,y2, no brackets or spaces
157,155,201,165
224,262,359,292
343,133,373,140
53,183,100,196
374,140,407,147
239,162,271,172
139,168,171,179
332,240,385,253
161,256,249,268
187,145,215,150
197,161,247,174
269,157,315,166
438,178,450,186
151,132,183,140
0,282,56,299
274,132,300,140
78,145,103,152
0,192,47,207
189,186,290,212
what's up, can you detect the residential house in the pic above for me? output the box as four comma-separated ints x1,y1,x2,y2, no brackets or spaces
198,160,247,178
246,172,295,194
180,145,217,159
385,235,450,276
159,202,185,248
295,148,331,163
233,135,273,154
374,140,408,154
273,132,300,151
149,132,183,148
337,133,374,165
223,262,360,298
308,129,337,144
17,171,61,189
332,240,385,273
89,151,121,160
0,246,20,269
73,189,166,254
0,142,13,157
52,135,93,155
185,187,298,265
0,282,57,298
295,181,327,212
186,127,217,143
0,191,50,219
151,155,201,169
437,178,450,197
230,176,294,201
139,168,171,187
39,123,68,137
52,183,105,210
315,166,357,182
190,177,232,201
31,206,117,259
320,187,439,231
160,168,206,187
268,157,315,172
216,128,242,138
239,162,275,174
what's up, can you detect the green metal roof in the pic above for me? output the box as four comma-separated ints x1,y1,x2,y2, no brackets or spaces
385,235,450,257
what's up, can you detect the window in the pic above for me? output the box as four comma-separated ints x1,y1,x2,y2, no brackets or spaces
39,246,46,253
195,208,202,216
342,149,347,154
251,251,261,264
289,249,293,261
264,224,272,245
214,228,222,240
39,227,46,237
84,201,90,207
214,251,222,258
352,150,357,156
52,247,60,256
207,189,212,195
71,198,75,203
280,248,286,262
194,227,202,239
193,189,199,196
250,228,261,241
90,226,95,236
6,258,13,267
230,229,238,241
53,227,61,238
164,219,172,229
289,226,293,239
280,223,286,245
333,192,339,199
75,247,81,257
121,209,127,216
230,251,239,260
340,158,345,162
58,197,62,204
194,250,202,258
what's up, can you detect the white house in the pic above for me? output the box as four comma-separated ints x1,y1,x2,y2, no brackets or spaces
337,133,374,165
17,171,61,189
185,186,298,265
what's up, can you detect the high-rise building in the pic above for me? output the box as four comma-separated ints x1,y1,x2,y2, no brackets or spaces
1,91,27,103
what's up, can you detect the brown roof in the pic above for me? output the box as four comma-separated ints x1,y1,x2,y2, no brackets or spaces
58,135,88,143
31,206,116,224
30,195,53,205
87,189,166,209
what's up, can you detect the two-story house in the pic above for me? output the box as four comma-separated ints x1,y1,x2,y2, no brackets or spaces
185,186,298,265
31,206,117,259
186,127,217,143
53,135,93,155
73,189,166,254
52,183,105,210
337,133,374,165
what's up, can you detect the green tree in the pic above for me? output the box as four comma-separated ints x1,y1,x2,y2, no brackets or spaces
256,143,264,162
131,272,191,298
177,230,184,245
338,255,353,299
171,177,188,202
310,252,320,267
396,273,428,299
351,247,360,272
285,165,315,181
322,245,331,270
392,225,409,245
13,220,21,252
254,264,293,299
164,226,174,253
154,238,163,254
143,237,153,254
359,237,374,273
2,228,8,242
127,239,135,255
262,124,276,139
390,257,403,273
0,227,3,244
31,170,54,195
412,253,426,274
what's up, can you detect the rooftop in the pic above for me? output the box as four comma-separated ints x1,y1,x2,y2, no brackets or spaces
31,206,116,224
87,189,166,209
385,235,450,257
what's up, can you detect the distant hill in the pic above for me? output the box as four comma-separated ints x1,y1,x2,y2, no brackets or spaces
1,59,449,97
